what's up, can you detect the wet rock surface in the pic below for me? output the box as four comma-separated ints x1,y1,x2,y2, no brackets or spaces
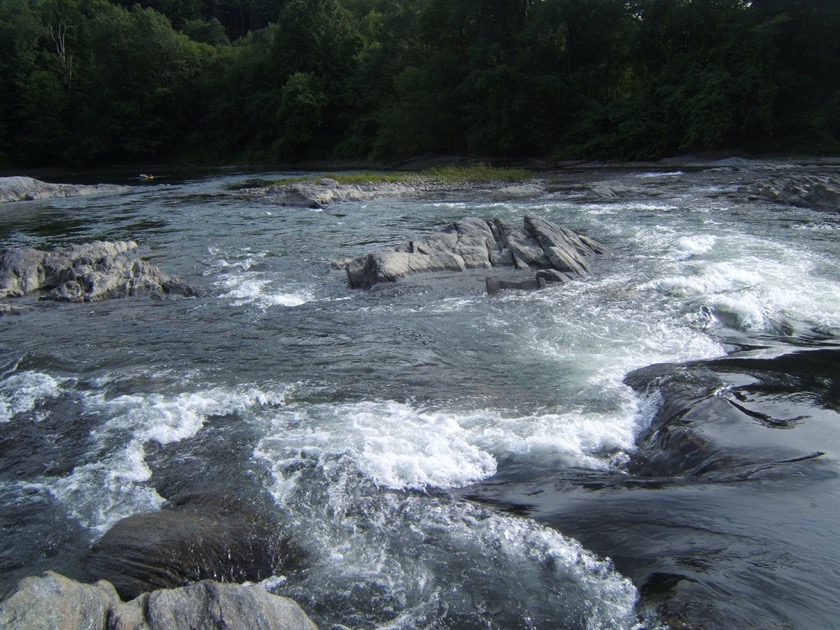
0,241,198,302
85,491,302,601
623,348,839,479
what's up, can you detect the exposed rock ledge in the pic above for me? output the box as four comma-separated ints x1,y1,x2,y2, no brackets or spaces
0,571,318,630
345,214,607,292
0,241,198,302
743,174,840,212
0,176,127,203
262,178,546,209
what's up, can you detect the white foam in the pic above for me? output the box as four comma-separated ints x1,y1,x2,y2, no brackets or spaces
676,233,717,256
349,402,498,489
47,440,165,535
256,453,640,629
635,171,685,178
0,371,63,423
215,266,313,308
36,384,290,535
256,400,497,491
254,391,665,493
648,244,840,332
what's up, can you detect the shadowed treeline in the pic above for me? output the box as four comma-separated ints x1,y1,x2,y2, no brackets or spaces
1,0,838,167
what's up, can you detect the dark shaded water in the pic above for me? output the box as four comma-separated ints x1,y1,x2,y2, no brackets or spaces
1,160,839,628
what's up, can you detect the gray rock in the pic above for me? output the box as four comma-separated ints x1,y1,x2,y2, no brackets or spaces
0,571,318,630
494,218,550,270
0,241,198,302
745,175,840,212
266,180,391,209
0,571,119,630
345,215,607,291
86,492,301,601
139,580,318,630
0,176,127,203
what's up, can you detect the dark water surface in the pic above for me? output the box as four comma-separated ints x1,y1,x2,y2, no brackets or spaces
1,161,839,628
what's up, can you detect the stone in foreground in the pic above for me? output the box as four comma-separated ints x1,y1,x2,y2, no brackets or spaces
0,241,198,302
0,571,318,630
345,214,607,291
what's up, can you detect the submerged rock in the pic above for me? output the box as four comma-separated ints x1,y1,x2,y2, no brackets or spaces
86,491,301,601
345,214,607,291
624,348,837,479
0,571,318,630
0,241,198,302
0,176,127,203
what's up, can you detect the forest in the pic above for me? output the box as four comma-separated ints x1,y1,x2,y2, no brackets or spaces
1,0,838,168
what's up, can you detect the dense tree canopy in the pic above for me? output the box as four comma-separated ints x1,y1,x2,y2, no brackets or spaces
1,0,837,167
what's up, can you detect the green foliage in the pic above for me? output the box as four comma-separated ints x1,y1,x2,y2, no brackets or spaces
273,72,327,157
372,52,465,160
421,164,533,183
272,164,532,186
1,0,838,167
181,17,229,45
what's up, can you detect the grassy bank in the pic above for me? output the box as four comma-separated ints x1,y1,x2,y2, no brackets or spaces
276,164,534,187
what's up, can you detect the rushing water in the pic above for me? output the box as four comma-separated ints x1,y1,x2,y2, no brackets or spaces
1,161,839,628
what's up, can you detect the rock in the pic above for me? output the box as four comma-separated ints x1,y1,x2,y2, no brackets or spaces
0,176,127,203
132,580,318,630
345,215,607,291
624,348,838,479
0,571,119,630
86,491,301,601
0,241,198,302
265,180,399,209
588,181,650,200
0,571,318,630
744,175,840,211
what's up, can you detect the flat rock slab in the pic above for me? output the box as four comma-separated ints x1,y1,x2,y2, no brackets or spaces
345,214,607,290
0,176,127,203
0,241,198,302
0,571,318,630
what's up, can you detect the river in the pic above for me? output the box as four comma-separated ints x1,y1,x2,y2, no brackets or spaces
1,160,839,629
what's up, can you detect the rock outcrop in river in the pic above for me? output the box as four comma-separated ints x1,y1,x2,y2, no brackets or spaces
345,214,608,291
0,176,127,203
744,174,840,212
85,492,301,600
265,177,411,208
0,571,318,630
624,348,836,479
262,178,546,209
0,241,198,302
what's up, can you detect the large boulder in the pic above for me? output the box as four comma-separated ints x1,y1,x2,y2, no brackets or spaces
0,571,318,630
345,214,608,290
0,176,127,203
86,492,301,601
0,241,198,302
